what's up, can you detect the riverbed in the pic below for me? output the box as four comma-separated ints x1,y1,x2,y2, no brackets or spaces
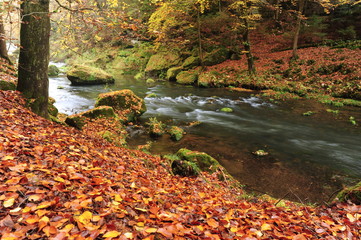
49,72,361,204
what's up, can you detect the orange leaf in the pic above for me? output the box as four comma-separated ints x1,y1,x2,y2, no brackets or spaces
26,215,40,224
207,218,219,228
261,223,272,231
145,227,158,233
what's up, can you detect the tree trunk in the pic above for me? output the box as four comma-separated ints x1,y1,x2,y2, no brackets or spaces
274,0,280,21
291,0,305,60
243,19,256,75
17,0,50,119
197,9,204,68
0,15,11,63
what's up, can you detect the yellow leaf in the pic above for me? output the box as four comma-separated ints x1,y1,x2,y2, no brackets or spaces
54,177,65,182
145,227,158,233
2,155,15,160
130,182,136,188
135,207,147,212
198,192,206,198
347,213,355,222
78,211,93,225
261,223,272,231
26,215,40,224
9,207,22,213
103,231,121,238
230,227,238,232
37,201,53,209
3,198,15,208
114,194,123,202
95,196,103,202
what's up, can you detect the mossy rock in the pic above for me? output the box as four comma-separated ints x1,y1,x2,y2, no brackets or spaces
95,89,146,122
168,126,185,141
145,93,157,98
0,80,16,90
147,118,165,138
67,64,115,85
48,97,58,117
176,148,220,173
146,78,156,84
203,48,230,66
48,65,60,77
99,130,127,147
176,71,198,85
197,72,224,88
145,52,182,76
336,181,361,204
220,107,233,113
65,106,118,129
166,66,183,81
182,56,201,69
134,72,145,81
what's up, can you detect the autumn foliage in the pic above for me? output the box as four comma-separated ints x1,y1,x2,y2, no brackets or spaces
0,90,360,239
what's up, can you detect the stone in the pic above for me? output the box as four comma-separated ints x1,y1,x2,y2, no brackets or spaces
182,56,201,69
145,52,182,76
336,181,361,204
168,126,185,141
95,89,146,122
65,106,118,129
146,78,156,84
220,107,233,113
48,97,58,117
147,118,165,137
176,148,220,173
176,71,198,85
166,66,183,81
48,65,60,76
203,48,230,66
67,64,114,85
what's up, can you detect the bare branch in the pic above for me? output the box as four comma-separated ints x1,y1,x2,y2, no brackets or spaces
53,0,93,12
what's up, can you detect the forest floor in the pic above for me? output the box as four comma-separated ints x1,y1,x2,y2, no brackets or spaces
204,34,361,107
0,89,360,239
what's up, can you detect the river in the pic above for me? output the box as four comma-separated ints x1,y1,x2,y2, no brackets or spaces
49,71,361,204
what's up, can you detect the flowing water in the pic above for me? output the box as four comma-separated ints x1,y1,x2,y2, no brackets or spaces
49,72,361,203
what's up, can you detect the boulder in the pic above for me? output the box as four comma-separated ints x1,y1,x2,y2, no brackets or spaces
220,107,233,113
65,106,118,129
145,52,182,76
176,148,220,173
0,80,16,91
48,97,58,117
336,181,361,204
166,66,183,81
182,56,201,69
176,70,198,85
147,118,165,137
168,126,185,141
95,89,146,122
48,65,60,76
203,48,230,66
67,64,114,85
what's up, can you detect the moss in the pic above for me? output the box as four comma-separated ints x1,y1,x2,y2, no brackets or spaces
134,72,145,81
0,80,16,90
176,148,220,173
166,66,183,81
48,97,58,117
220,107,233,113
176,70,198,85
67,64,114,85
168,126,185,141
203,48,230,66
99,130,127,146
95,89,146,122
145,51,182,76
182,56,201,69
146,78,156,84
48,65,60,76
65,106,118,129
302,111,315,116
147,117,165,137
336,181,361,204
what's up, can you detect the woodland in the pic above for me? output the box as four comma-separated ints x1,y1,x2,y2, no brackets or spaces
1,0,361,239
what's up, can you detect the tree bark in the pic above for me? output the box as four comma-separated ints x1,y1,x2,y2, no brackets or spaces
17,0,50,119
243,18,256,75
0,15,11,63
291,0,305,60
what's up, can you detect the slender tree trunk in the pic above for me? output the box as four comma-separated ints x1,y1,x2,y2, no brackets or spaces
243,18,256,75
17,0,50,119
197,9,204,68
274,0,280,21
291,0,305,60
0,15,12,63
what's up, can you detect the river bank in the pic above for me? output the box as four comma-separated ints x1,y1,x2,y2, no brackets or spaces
1,89,360,239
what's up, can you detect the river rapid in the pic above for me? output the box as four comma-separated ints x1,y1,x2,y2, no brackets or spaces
49,71,361,204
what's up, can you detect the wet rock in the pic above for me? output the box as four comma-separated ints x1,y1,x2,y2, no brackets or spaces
48,65,60,76
176,148,220,173
168,126,185,141
220,107,233,113
65,106,119,129
147,117,165,137
67,64,114,85
95,89,146,122
252,150,269,156
48,97,58,117
336,181,361,204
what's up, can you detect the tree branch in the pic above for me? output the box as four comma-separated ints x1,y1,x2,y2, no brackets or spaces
53,0,93,12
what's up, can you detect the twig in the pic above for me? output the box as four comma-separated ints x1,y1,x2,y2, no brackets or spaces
53,0,93,12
